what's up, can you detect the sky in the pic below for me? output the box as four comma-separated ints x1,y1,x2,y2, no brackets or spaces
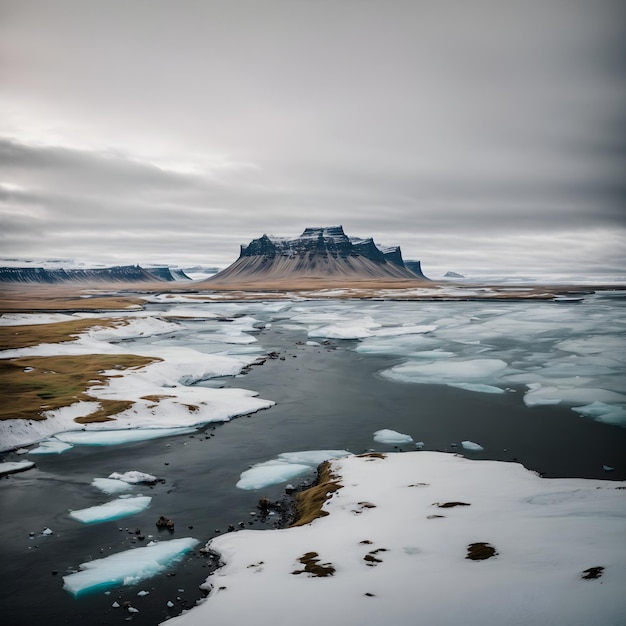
0,0,625,278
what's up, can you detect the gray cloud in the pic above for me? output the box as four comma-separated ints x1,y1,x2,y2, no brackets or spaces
0,0,624,277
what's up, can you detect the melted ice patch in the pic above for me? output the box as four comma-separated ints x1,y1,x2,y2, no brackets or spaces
69,496,152,524
63,537,199,596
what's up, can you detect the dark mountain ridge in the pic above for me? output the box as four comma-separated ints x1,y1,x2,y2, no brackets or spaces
0,265,191,284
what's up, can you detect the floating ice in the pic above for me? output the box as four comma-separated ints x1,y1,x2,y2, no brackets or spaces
448,382,505,394
373,429,413,445
92,478,134,495
55,427,198,446
305,341,320,346
374,324,436,337
108,471,158,484
461,440,484,451
237,450,350,490
69,496,152,524
28,439,74,454
524,384,626,408
0,460,35,476
63,537,199,596
237,462,311,490
381,359,508,385
309,320,380,340
571,402,626,427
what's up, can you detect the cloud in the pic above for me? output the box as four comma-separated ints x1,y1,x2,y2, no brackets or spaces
0,1,624,276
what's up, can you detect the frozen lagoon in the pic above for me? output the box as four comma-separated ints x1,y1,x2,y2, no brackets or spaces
0,292,624,625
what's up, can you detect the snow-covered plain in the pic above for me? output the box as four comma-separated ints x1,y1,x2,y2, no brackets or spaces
164,451,626,626
0,312,274,451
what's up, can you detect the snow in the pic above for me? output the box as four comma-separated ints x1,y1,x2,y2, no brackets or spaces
63,537,199,596
373,429,413,445
162,452,626,626
0,311,273,451
237,450,351,490
91,478,134,495
69,496,152,524
0,313,76,326
0,460,35,476
108,471,158,484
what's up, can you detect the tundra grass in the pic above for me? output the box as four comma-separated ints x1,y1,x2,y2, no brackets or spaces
0,354,156,422
291,461,342,527
0,318,121,349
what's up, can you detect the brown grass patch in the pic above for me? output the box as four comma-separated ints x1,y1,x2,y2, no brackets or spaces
291,461,342,527
140,394,177,402
356,452,386,460
0,284,145,312
0,318,124,350
291,552,335,577
466,543,498,561
0,354,156,422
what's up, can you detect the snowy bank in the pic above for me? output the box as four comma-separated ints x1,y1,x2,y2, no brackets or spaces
163,452,626,626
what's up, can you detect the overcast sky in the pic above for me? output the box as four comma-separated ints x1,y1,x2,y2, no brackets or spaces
1,0,624,278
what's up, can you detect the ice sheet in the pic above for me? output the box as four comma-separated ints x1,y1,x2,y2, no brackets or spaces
163,452,626,626
63,537,199,596
69,496,152,523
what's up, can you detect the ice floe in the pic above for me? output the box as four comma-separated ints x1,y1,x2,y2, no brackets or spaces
571,402,626,426
163,452,626,626
69,496,152,523
91,478,134,495
236,450,350,490
373,429,413,444
63,537,199,596
461,440,484,451
55,427,198,446
28,439,74,454
0,460,35,476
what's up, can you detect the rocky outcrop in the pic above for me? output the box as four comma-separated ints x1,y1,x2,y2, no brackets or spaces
208,226,430,283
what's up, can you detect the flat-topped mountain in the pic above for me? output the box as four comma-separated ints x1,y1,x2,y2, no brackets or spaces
207,226,429,284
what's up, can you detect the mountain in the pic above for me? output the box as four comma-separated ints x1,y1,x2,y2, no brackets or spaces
207,226,429,284
0,265,190,284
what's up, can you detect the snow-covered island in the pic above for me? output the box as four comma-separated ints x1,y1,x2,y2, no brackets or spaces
164,451,626,626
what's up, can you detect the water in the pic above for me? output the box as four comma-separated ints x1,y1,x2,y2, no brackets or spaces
1,295,624,625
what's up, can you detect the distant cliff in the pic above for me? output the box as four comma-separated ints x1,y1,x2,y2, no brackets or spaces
208,226,430,283
0,265,191,284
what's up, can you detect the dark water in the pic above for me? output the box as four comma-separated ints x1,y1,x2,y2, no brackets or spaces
1,316,625,625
